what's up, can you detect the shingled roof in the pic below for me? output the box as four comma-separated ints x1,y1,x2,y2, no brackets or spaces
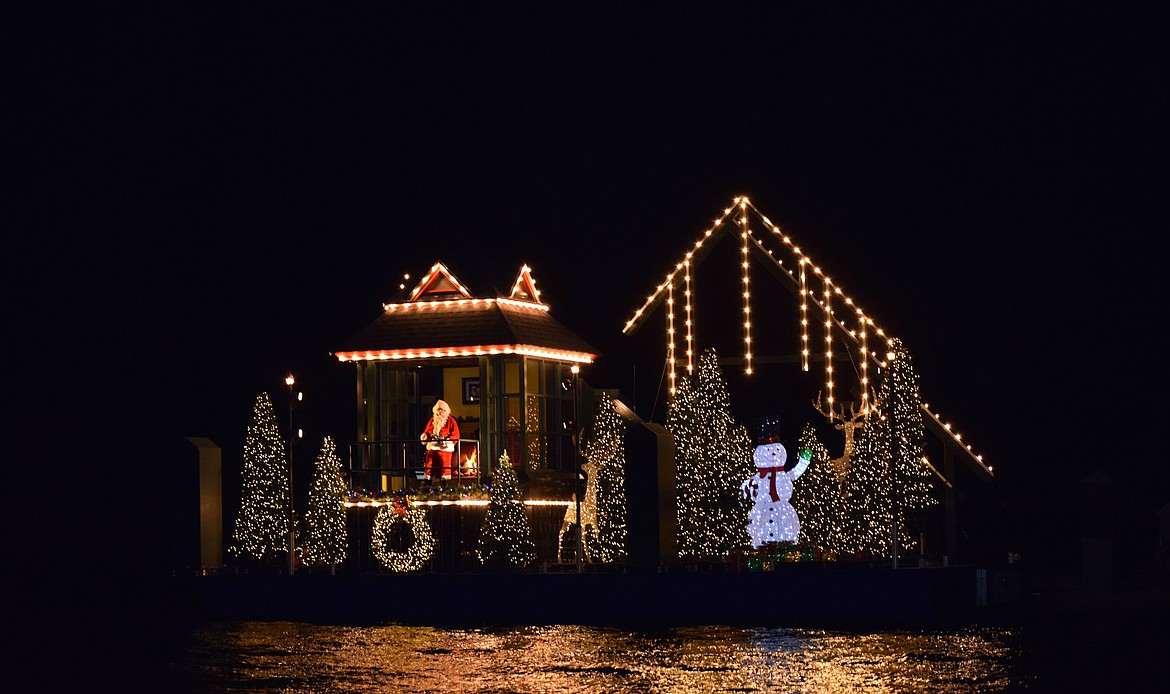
333,262,598,364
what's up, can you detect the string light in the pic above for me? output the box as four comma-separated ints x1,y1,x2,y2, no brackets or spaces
684,257,695,374
858,308,870,415
508,263,544,303
823,277,834,408
337,344,594,364
407,261,473,301
739,199,753,375
800,258,810,372
667,348,755,560
477,451,537,569
344,498,574,508
922,403,991,475
621,195,990,473
584,393,628,563
667,280,677,395
229,393,293,564
303,436,348,569
371,504,436,572
622,205,736,334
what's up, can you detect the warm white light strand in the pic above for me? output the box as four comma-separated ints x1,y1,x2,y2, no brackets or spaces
620,195,990,472
800,258,809,372
858,308,870,414
622,207,736,334
684,258,694,374
823,277,834,408
667,280,678,396
739,199,753,375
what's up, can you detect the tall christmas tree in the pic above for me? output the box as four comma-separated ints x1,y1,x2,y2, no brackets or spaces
586,392,627,562
839,339,937,558
477,451,537,570
229,392,294,565
883,338,937,549
838,404,894,556
791,423,850,559
303,436,349,572
666,348,754,559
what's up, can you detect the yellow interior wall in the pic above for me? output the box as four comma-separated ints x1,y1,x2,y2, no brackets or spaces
443,366,480,420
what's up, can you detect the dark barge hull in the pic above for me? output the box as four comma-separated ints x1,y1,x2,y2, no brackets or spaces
173,564,1022,629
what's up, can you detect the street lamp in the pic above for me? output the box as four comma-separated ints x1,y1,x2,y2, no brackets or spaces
570,364,582,574
285,374,297,576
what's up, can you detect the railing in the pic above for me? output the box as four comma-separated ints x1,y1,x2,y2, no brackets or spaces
346,438,482,493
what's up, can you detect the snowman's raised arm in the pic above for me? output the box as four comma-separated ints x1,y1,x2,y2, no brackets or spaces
790,448,813,480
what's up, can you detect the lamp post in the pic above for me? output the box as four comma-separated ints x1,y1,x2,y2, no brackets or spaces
571,364,582,574
885,351,900,570
285,374,297,576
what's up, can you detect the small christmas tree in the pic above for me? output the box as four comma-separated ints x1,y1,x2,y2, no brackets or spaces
791,423,850,559
477,451,537,570
229,392,294,565
666,348,754,560
587,393,628,562
303,436,349,572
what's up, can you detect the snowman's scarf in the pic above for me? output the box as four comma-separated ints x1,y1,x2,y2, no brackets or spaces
756,467,785,502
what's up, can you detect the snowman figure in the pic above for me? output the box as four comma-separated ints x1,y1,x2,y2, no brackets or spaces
741,432,812,548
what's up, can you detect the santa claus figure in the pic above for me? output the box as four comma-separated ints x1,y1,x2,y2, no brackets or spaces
421,399,459,485
741,426,812,548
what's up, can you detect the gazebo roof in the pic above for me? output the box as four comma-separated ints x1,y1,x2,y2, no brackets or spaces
333,262,598,364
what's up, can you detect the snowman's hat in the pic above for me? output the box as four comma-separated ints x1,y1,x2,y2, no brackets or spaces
755,418,784,446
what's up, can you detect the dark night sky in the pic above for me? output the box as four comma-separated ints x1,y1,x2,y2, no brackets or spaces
22,5,1165,577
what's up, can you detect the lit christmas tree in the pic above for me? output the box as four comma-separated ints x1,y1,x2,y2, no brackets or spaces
791,423,851,559
883,338,937,548
666,348,754,559
839,339,936,557
229,392,294,565
838,403,894,556
477,451,537,571
586,392,627,562
303,436,349,572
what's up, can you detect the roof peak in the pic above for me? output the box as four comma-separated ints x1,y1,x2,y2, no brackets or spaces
404,261,545,305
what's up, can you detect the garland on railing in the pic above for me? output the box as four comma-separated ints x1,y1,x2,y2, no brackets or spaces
348,484,492,506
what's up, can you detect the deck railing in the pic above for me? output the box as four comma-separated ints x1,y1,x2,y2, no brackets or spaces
346,438,482,493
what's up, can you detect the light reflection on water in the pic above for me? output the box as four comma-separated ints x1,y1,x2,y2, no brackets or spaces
167,622,1020,692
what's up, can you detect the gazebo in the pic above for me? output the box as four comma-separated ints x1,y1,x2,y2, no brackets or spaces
332,261,599,498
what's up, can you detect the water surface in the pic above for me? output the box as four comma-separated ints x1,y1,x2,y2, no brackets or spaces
163,622,1021,692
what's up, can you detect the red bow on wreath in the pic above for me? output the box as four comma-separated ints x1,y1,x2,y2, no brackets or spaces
391,496,409,517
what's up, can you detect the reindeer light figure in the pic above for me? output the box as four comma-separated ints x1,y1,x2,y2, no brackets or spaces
813,391,869,483
557,457,599,563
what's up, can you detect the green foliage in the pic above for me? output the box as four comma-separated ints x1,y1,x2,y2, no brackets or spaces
477,452,537,571
666,348,754,559
885,339,937,518
839,400,895,556
837,339,937,558
229,392,293,563
587,393,628,562
303,436,349,567
791,424,851,558
372,504,435,572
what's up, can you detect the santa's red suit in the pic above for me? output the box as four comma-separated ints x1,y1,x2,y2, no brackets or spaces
421,400,460,483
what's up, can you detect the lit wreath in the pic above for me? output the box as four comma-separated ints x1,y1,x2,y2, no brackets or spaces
371,504,436,572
